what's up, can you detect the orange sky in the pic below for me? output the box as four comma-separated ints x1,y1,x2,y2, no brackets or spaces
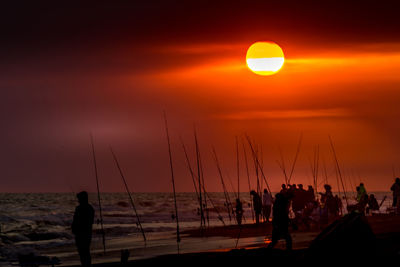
2,1,400,192
121,42,400,192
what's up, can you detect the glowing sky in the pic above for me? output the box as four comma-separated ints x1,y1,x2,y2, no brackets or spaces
1,1,400,192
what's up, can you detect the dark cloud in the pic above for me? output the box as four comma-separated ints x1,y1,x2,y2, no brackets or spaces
2,1,400,52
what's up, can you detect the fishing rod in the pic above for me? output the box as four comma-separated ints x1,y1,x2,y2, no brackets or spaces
199,152,210,227
288,133,303,185
260,145,264,192
311,145,320,194
194,127,206,230
181,138,225,226
329,135,349,207
234,136,244,247
241,139,255,222
248,137,261,195
334,162,343,214
180,138,200,204
379,196,387,209
236,136,240,201
201,184,226,226
225,171,242,224
254,145,261,195
226,172,238,199
349,169,357,197
245,135,272,196
110,147,146,243
226,170,239,212
90,134,106,255
212,146,233,221
164,112,181,251
322,156,329,187
277,146,289,185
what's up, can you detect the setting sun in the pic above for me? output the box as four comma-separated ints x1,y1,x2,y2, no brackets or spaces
246,41,285,76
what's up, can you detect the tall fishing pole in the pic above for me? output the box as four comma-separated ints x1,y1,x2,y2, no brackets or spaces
212,146,233,221
288,133,303,185
254,145,261,195
248,137,261,195
278,146,289,185
260,145,264,191
313,145,320,193
349,169,357,196
180,138,200,203
241,139,254,222
89,134,106,254
322,156,329,186
110,147,146,243
164,112,181,251
199,153,210,227
329,135,349,207
202,188,226,226
181,140,225,226
234,137,243,247
236,136,240,200
245,135,272,195
194,127,206,230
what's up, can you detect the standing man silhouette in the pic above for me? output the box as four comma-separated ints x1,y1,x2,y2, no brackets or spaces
72,191,95,267
268,193,292,250
250,190,262,224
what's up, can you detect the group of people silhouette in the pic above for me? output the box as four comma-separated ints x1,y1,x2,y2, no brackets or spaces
241,179,396,250
71,178,399,265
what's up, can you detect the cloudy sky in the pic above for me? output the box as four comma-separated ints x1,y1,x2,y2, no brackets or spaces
1,1,400,192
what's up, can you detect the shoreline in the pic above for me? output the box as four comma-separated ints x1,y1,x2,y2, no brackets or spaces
5,213,400,266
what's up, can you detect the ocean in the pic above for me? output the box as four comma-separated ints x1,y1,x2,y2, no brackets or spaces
0,192,393,265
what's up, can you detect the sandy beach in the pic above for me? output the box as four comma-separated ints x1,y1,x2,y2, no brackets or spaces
48,214,400,266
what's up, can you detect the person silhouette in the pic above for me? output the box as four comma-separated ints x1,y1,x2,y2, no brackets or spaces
250,190,262,224
391,178,400,208
268,193,292,250
72,191,95,267
235,198,244,226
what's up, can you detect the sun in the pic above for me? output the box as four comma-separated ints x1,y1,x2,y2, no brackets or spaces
246,41,285,76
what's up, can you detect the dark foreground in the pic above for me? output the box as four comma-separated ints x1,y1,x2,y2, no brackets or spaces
67,213,400,266
85,232,400,267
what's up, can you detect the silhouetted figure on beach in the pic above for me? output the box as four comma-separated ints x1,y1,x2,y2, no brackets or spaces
280,184,287,195
268,193,292,250
291,184,306,229
235,198,243,226
289,184,297,197
72,191,95,267
357,183,367,202
262,189,272,222
366,194,379,214
294,184,307,212
250,190,262,224
319,184,336,223
391,178,400,207
348,186,368,214
307,185,315,203
334,195,342,215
